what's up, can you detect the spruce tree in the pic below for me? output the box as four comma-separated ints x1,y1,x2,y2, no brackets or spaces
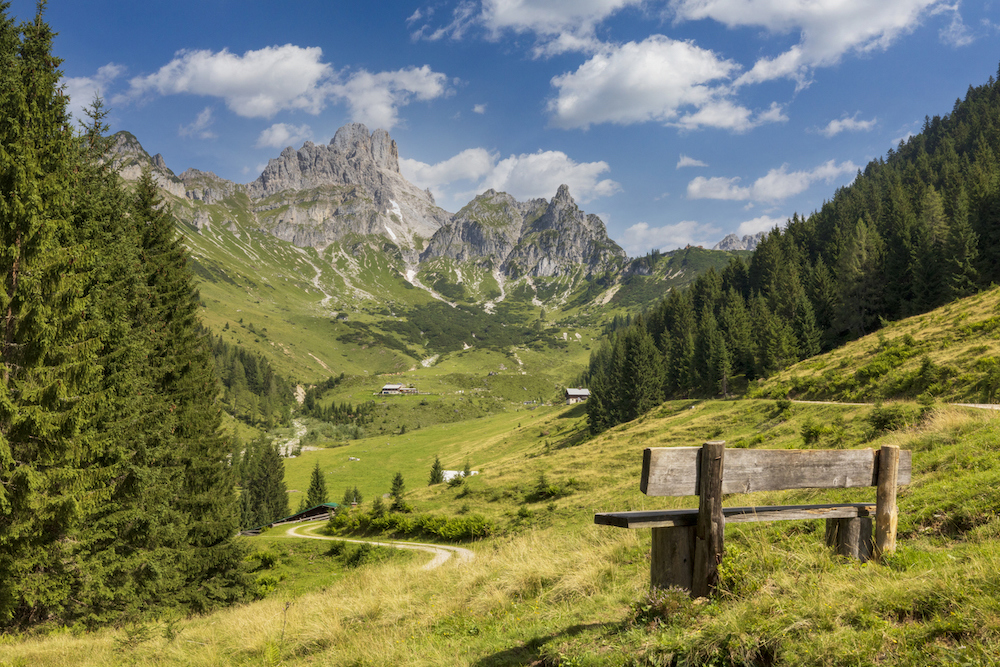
132,167,248,612
428,455,444,485
390,472,407,512
0,6,110,626
306,461,327,507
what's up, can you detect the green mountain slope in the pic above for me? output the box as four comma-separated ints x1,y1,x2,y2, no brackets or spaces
113,132,741,391
10,287,1000,663
754,285,1000,403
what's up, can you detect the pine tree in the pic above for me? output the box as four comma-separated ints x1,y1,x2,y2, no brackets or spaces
306,461,327,507
341,485,362,507
0,6,112,626
428,455,444,485
132,166,249,612
945,186,979,299
390,472,407,512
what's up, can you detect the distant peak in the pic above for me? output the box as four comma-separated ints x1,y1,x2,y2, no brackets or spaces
331,122,371,152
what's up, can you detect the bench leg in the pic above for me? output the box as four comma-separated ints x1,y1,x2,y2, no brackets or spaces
825,517,873,562
651,526,695,591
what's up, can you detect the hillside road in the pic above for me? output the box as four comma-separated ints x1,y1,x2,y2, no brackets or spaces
282,521,475,570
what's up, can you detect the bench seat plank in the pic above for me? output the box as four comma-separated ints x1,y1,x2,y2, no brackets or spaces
641,448,911,496
595,502,876,529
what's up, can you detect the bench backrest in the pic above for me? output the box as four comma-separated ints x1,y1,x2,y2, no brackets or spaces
641,444,912,496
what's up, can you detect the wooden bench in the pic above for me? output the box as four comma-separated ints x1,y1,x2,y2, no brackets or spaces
595,441,911,597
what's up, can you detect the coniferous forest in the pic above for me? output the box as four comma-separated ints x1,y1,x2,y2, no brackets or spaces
587,67,1000,433
0,8,248,628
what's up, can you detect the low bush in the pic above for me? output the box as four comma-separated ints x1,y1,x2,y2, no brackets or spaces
326,510,496,541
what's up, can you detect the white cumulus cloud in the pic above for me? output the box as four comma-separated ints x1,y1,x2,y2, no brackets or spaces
736,214,787,237
411,0,643,56
400,148,497,188
256,123,313,149
401,147,621,210
677,154,708,168
120,45,450,130
179,107,217,139
621,220,720,255
122,45,333,118
670,0,947,86
62,63,126,122
820,113,877,137
331,66,450,129
688,160,858,203
547,36,782,131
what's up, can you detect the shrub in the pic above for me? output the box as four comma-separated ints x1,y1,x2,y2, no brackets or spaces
866,402,917,437
801,418,829,445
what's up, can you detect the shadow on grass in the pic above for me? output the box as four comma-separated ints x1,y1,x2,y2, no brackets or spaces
557,403,588,420
469,622,611,667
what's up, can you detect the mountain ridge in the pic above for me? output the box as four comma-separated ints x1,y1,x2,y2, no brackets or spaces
112,124,629,281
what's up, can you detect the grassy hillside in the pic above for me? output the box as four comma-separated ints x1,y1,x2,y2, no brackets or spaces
753,285,1000,404
10,265,1000,667
6,394,1000,666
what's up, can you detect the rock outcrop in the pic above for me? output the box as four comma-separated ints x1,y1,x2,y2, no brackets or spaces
248,123,448,249
112,126,626,277
112,131,187,198
714,231,766,252
422,185,626,278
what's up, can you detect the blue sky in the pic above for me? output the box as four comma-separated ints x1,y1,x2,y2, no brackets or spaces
10,0,1000,256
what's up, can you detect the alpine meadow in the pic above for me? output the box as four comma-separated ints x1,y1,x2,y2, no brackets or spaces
9,3,1000,667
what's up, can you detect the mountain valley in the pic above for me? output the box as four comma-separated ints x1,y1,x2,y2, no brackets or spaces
113,125,746,391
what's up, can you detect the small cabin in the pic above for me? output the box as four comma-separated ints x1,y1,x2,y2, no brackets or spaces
379,384,417,395
565,388,591,405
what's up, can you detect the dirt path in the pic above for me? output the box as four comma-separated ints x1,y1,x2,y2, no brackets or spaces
282,521,475,570
792,399,1000,411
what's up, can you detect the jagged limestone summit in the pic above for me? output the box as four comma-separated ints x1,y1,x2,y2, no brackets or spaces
113,123,626,281
111,123,746,381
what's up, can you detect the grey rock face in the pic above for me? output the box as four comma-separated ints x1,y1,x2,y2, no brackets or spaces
111,128,625,280
422,185,626,279
502,184,626,277
111,132,187,198
247,123,445,248
179,168,243,205
714,231,766,251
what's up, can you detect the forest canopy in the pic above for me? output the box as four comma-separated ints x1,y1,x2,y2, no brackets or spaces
0,5,249,628
586,65,1000,433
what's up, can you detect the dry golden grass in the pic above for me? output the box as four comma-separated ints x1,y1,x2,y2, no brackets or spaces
5,398,1000,665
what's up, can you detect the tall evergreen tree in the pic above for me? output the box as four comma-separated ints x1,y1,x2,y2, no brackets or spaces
390,472,406,512
132,167,248,612
0,6,111,626
428,455,444,485
306,461,327,507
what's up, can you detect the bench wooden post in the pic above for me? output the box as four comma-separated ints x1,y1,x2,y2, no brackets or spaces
825,517,874,560
875,444,900,559
651,525,695,590
692,441,725,598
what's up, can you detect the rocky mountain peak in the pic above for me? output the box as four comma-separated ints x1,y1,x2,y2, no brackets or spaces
423,185,625,279
713,231,766,252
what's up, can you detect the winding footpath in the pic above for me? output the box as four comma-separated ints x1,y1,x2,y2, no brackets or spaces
282,521,475,570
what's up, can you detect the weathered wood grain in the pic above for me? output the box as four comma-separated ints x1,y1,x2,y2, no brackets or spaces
692,441,725,598
825,517,873,561
594,502,876,528
651,526,695,591
641,447,911,496
876,444,900,558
